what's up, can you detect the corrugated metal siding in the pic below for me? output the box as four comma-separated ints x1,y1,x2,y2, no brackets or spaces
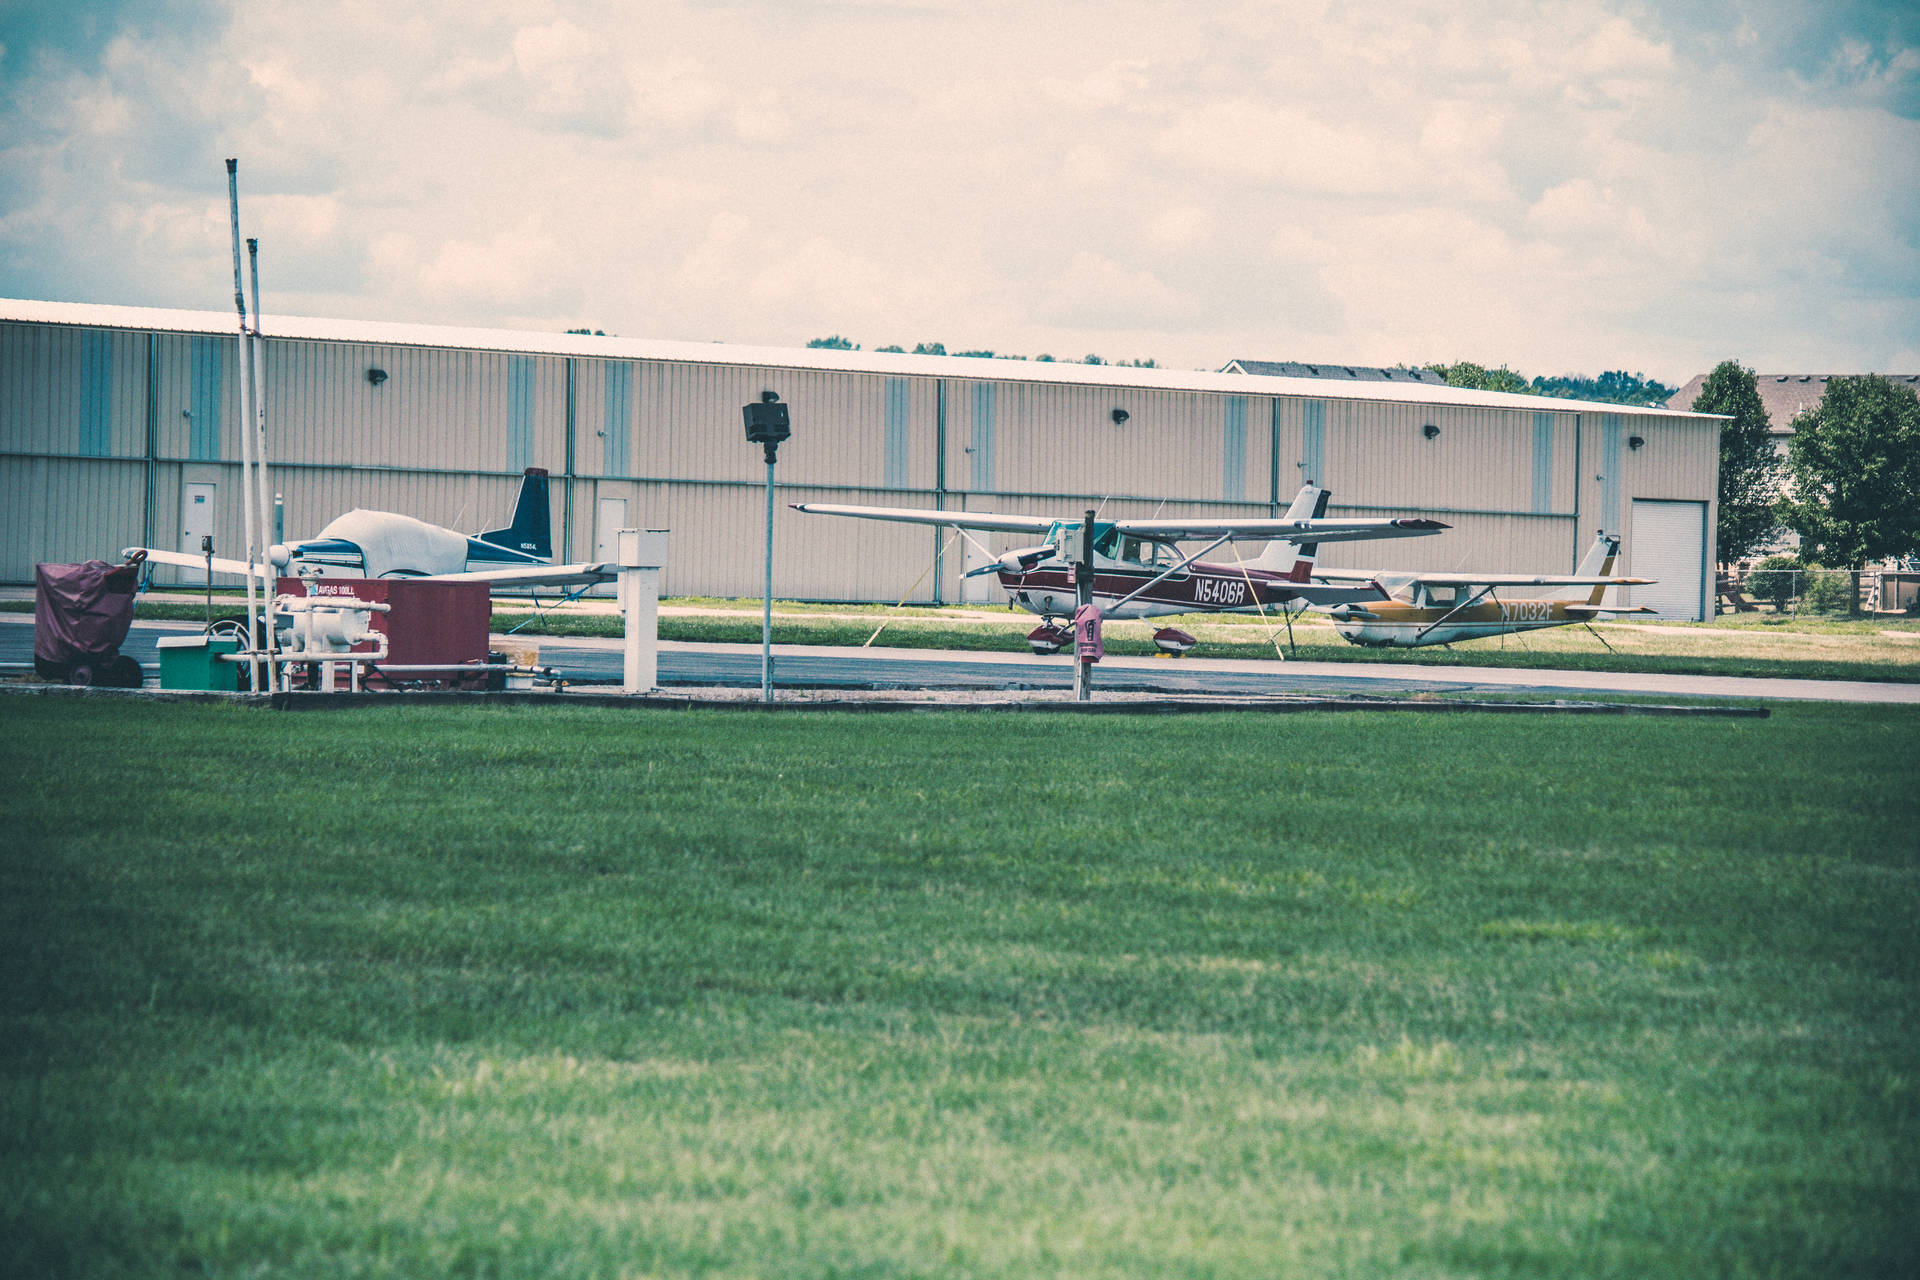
969,382,995,492
0,323,146,458
1598,412,1623,534
1301,399,1326,485
188,336,225,461
1531,412,1554,514
884,377,911,490
1223,396,1247,501
0,456,150,570
0,313,1724,593
603,360,631,478
943,380,1256,505
1313,509,1577,576
260,341,566,475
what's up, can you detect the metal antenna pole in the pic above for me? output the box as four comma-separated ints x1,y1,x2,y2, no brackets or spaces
762,451,776,703
225,159,261,691
246,236,279,691
1075,507,1094,702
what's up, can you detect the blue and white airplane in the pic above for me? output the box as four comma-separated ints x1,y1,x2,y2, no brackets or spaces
132,468,617,588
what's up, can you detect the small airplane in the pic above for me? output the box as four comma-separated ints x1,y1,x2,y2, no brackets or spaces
1318,531,1654,648
130,468,617,589
792,485,1447,651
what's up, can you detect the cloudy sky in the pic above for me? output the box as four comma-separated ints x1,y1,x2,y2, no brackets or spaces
2,0,1915,383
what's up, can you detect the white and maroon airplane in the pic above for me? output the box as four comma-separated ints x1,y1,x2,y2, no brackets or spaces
793,485,1446,651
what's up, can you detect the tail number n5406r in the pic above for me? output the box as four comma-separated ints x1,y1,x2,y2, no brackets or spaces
1194,577,1249,606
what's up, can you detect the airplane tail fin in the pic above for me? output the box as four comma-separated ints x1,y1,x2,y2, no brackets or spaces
1252,484,1331,581
477,468,553,560
1562,532,1621,604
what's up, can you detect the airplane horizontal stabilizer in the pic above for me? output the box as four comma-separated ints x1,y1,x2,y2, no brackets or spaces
1563,603,1658,615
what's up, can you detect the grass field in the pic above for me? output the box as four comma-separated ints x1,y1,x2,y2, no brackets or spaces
2,697,1916,1277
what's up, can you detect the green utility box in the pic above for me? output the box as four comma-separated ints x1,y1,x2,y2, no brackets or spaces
156,635,241,691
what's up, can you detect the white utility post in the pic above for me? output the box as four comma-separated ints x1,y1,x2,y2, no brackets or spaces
617,529,670,694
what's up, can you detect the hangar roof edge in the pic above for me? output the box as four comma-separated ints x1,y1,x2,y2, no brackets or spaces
0,297,1722,421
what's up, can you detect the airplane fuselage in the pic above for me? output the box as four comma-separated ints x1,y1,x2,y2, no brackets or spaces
1002,556,1321,620
1332,598,1592,647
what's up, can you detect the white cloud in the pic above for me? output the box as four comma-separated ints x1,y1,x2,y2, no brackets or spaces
0,0,1913,380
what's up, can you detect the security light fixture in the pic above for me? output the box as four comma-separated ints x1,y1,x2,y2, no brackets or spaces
742,392,791,462
366,368,388,386
1111,408,1130,425
1422,423,1440,440
1628,434,1645,450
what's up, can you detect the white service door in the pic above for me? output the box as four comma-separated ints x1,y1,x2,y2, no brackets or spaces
1629,499,1707,620
178,482,216,585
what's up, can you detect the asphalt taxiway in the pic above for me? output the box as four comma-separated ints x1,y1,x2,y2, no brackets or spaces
4,617,1914,705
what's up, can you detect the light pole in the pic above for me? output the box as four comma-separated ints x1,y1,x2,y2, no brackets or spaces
742,391,791,704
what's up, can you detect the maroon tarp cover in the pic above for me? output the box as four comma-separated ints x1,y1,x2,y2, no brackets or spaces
34,556,144,669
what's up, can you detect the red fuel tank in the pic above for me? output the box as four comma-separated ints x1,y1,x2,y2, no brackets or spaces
276,577,491,687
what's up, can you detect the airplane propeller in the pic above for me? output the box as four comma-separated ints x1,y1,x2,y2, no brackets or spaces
965,544,1057,578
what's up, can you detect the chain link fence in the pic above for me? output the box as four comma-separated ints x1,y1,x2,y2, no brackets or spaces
1720,563,1920,616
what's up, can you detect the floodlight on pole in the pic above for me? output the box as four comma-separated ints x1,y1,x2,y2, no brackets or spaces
742,392,791,703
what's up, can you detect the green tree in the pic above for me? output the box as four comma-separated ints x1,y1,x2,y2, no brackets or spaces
1778,374,1920,565
807,335,857,350
1426,361,1529,394
876,345,905,353
910,342,947,356
1690,360,1781,564
1530,370,1675,406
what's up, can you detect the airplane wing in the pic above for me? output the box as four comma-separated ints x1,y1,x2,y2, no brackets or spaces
433,563,620,588
790,503,1058,535
126,547,271,580
130,547,620,590
1109,516,1447,543
791,504,1448,544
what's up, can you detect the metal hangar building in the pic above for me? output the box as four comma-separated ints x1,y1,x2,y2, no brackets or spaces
1,298,1725,619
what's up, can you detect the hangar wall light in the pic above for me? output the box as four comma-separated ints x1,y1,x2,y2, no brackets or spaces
1111,408,1130,425
1628,435,1645,450
1421,423,1440,440
366,368,388,386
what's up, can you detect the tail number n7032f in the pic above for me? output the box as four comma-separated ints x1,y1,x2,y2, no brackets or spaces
1194,577,1249,606
1500,600,1552,622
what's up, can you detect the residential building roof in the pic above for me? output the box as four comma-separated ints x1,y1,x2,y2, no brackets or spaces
1665,372,1920,434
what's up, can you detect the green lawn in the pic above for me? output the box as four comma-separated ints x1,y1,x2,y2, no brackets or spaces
2,699,1916,1278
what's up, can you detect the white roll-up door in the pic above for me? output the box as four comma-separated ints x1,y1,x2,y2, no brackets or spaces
1629,499,1707,620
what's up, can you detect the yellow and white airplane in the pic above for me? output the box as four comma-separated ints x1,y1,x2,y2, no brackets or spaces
1318,532,1654,648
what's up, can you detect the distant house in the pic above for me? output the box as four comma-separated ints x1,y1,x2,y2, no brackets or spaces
1220,360,1447,385
1665,372,1920,462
